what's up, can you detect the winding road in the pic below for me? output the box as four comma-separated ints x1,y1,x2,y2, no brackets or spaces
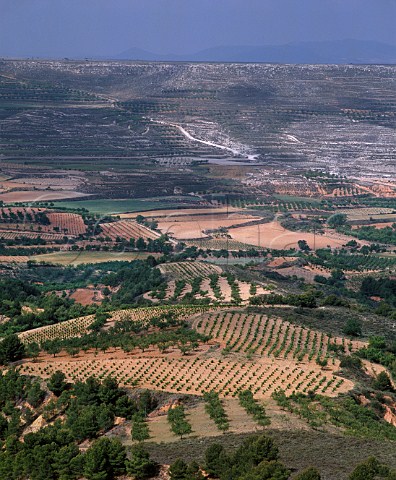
150,119,258,160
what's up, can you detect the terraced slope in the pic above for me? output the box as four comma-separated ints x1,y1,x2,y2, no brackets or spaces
192,310,364,362
159,262,222,281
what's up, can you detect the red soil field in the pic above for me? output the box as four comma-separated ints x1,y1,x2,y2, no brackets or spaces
46,212,87,236
100,220,160,241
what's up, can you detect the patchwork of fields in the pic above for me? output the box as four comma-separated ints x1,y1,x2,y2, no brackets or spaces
0,58,395,478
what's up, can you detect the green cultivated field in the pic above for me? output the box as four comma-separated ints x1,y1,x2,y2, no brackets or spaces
273,194,322,204
53,197,199,215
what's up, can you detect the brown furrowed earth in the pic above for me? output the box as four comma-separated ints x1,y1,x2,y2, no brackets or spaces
0,190,90,203
228,221,355,250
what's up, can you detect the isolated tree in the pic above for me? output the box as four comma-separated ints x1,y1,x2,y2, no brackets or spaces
0,334,25,364
131,413,150,442
178,341,192,356
66,346,80,357
298,239,311,252
44,342,61,358
168,405,192,439
138,339,150,353
343,318,362,337
26,342,40,362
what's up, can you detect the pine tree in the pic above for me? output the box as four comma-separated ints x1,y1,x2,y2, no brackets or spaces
131,413,150,442
84,437,126,480
0,335,25,364
169,459,188,480
26,381,46,408
47,370,68,396
126,444,157,479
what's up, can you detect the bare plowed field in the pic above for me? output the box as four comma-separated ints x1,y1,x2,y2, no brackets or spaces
230,221,349,250
158,214,257,240
0,255,29,263
119,207,242,219
0,190,90,203
70,288,103,305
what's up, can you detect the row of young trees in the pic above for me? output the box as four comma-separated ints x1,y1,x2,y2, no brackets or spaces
27,312,208,360
238,390,270,426
167,405,192,439
0,209,50,225
203,391,229,432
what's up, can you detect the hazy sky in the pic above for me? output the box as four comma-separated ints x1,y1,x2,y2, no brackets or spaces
1,0,396,57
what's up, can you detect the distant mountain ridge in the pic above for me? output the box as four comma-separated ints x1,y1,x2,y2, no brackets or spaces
116,40,396,64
